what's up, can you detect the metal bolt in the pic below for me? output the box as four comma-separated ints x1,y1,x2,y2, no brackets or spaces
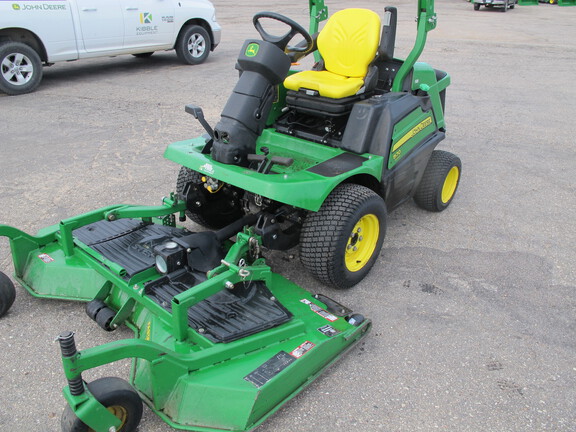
195,201,201,207
107,214,116,221
272,234,277,240
109,427,117,432
353,247,358,252
357,227,362,233
359,236,363,241
270,296,276,301
198,328,205,333
225,281,234,290
347,244,352,250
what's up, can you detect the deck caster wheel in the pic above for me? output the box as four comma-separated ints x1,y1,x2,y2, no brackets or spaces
0,271,16,318
61,377,143,432
413,150,461,212
474,3,481,10
300,184,387,289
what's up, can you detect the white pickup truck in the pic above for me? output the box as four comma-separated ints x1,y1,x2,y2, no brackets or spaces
0,0,221,95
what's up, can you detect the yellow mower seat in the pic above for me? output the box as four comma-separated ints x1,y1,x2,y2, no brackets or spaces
284,8,381,99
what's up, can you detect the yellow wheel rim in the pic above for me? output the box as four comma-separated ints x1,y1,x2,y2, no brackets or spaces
441,166,459,204
88,406,127,432
345,214,379,272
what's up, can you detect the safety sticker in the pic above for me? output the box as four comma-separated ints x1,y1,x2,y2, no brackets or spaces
244,351,295,388
289,341,315,358
38,253,54,263
301,299,338,322
318,324,339,337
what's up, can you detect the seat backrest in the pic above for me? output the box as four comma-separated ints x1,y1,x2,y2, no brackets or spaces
317,9,381,79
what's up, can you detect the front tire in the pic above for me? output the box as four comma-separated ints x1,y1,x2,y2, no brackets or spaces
0,271,16,318
414,150,462,212
61,377,142,432
300,184,387,289
0,42,43,95
175,25,211,65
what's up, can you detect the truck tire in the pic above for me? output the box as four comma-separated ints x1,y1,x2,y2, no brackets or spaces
413,150,461,212
300,184,387,290
0,42,43,95
175,25,211,65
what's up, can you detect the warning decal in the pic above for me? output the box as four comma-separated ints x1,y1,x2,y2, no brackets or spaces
301,299,338,322
38,253,54,263
289,341,315,358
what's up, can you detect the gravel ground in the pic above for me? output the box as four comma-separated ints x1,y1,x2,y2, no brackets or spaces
1,0,575,431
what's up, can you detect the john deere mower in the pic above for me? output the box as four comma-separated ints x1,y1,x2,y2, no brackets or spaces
0,1,460,431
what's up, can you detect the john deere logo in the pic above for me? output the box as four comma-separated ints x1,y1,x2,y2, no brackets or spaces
140,12,153,24
12,4,20,10
245,43,259,57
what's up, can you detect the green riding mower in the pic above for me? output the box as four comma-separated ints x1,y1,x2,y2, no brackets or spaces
0,0,460,431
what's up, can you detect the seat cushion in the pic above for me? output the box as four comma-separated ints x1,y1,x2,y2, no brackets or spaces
284,70,365,99
318,8,381,78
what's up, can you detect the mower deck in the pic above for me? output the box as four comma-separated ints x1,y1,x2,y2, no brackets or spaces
1,200,370,431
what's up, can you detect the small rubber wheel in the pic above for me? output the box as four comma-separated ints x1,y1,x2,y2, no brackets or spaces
474,3,481,10
300,184,387,289
414,150,462,212
176,166,243,229
501,3,507,11
0,42,43,95
61,377,143,432
0,271,16,318
132,52,154,58
175,25,211,65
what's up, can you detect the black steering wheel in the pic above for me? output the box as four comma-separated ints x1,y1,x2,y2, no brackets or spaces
253,12,314,54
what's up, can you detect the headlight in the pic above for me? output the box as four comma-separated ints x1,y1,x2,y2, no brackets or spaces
154,241,185,274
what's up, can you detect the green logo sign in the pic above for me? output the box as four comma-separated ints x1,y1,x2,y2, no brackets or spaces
12,4,20,10
245,43,259,57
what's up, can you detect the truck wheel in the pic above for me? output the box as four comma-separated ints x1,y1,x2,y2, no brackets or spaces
0,42,43,95
474,3,481,10
414,150,461,212
175,25,211,65
176,166,243,229
300,184,387,289
0,271,16,318
61,377,142,432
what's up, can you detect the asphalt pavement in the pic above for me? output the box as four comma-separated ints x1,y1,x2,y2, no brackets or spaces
1,0,575,431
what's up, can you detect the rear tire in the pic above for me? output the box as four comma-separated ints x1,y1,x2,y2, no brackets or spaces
176,166,243,229
300,184,387,289
175,25,211,65
0,271,16,318
61,377,142,432
414,150,462,212
0,42,43,95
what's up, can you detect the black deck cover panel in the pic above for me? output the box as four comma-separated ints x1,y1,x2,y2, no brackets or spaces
73,219,189,277
146,276,292,343
74,219,292,343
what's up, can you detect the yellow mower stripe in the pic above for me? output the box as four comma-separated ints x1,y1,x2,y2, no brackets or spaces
392,116,433,152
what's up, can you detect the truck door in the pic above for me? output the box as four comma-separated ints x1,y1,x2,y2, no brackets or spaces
121,0,175,49
75,0,124,52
